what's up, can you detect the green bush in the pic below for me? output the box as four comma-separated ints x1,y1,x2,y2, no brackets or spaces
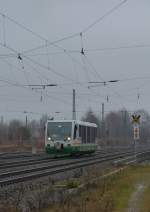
66,180,80,189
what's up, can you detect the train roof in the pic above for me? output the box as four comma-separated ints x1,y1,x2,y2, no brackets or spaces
46,120,97,127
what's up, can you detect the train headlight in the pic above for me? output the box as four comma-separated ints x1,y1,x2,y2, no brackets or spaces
67,137,71,141
48,137,51,141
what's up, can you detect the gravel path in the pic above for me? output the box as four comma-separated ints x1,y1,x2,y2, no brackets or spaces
127,183,146,212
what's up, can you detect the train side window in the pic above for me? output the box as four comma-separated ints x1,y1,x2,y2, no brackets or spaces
94,128,97,142
92,128,95,143
73,125,77,139
79,125,87,143
87,127,90,143
91,127,94,143
93,127,95,143
79,125,82,137
82,126,86,143
90,128,92,143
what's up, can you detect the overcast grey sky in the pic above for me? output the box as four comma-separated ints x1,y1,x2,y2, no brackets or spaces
0,0,150,121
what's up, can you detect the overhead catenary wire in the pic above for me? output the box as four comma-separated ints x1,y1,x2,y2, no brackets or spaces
0,75,30,89
50,39,150,107
11,0,127,54
0,83,74,107
0,42,80,88
0,0,149,114
0,57,48,85
0,59,68,104
1,42,150,58
0,55,52,89
49,37,109,103
0,42,79,83
17,42,150,106
2,14,6,46
1,110,43,115
49,43,84,87
0,0,143,106
53,47,150,106
1,57,150,94
84,53,126,107
17,54,31,85
79,33,90,82
81,0,127,34
0,1,134,90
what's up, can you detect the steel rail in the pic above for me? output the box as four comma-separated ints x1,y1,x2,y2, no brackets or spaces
0,150,133,179
0,148,149,186
0,149,126,170
0,153,43,159
0,150,143,186
0,156,59,169
0,146,148,170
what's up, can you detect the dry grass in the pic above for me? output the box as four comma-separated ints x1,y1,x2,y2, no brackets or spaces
1,164,150,211
0,140,44,152
45,165,150,212
139,184,150,212
0,143,31,152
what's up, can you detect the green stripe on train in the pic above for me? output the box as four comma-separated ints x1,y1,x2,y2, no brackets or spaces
45,144,97,155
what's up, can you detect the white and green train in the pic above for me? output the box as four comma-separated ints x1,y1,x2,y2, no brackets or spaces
45,120,97,155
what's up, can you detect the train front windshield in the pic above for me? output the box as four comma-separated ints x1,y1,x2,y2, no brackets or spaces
47,122,72,141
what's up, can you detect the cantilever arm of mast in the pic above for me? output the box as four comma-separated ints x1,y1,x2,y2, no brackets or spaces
27,84,57,89
88,80,119,88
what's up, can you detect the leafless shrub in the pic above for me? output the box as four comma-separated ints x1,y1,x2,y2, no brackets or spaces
26,183,54,212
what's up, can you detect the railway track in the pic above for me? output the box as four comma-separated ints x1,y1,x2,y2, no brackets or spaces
0,149,149,186
0,146,129,160
0,150,134,172
0,155,57,169
0,148,127,170
0,150,132,176
0,151,45,160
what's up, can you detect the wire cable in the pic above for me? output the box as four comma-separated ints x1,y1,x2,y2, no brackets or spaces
81,0,127,34
20,0,128,54
0,42,79,83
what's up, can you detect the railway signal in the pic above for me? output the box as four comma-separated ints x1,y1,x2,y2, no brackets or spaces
133,125,140,140
131,114,141,162
132,115,141,124
131,114,140,140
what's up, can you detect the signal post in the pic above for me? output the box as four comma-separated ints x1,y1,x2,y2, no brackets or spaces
132,115,140,161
